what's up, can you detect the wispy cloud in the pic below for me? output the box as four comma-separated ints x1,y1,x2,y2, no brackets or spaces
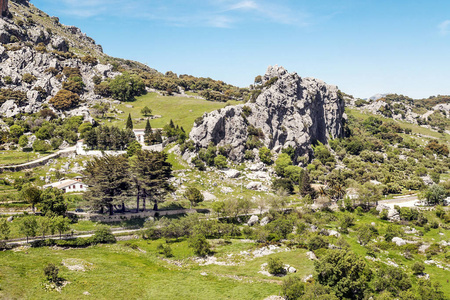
438,20,450,35
44,0,309,28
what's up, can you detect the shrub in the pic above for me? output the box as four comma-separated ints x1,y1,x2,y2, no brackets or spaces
267,257,285,275
272,178,294,194
157,243,173,257
214,155,228,169
308,235,327,251
188,234,211,257
81,55,98,65
32,140,51,152
411,262,425,274
3,76,12,84
90,227,116,244
22,73,36,84
44,263,59,283
259,147,272,165
244,150,255,160
49,89,80,110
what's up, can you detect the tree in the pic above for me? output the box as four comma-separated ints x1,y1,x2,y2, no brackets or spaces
83,155,134,215
127,140,142,157
356,224,374,246
19,215,38,243
39,188,67,216
132,150,172,212
275,153,292,177
126,113,133,130
9,125,24,139
141,106,152,117
144,119,152,144
109,72,146,102
38,216,53,239
281,276,305,300
212,201,225,217
21,183,42,212
357,182,381,208
52,216,70,239
18,135,28,148
184,187,204,208
78,122,93,139
91,226,116,244
49,89,80,110
272,178,294,194
422,184,446,205
92,103,109,118
0,219,10,240
315,250,371,299
300,170,315,197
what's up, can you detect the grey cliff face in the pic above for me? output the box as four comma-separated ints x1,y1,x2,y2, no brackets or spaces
189,65,346,162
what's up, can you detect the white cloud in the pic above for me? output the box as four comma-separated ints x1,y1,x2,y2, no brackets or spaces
44,0,308,28
438,20,450,35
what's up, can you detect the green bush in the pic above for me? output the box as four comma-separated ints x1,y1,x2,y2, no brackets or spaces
411,262,425,274
259,147,272,165
214,155,228,169
188,234,211,257
91,227,116,244
44,263,59,283
267,257,285,275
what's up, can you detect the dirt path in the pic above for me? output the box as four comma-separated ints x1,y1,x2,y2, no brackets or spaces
379,194,419,208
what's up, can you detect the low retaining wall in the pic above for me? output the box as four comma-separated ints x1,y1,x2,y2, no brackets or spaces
79,209,197,223
0,149,75,172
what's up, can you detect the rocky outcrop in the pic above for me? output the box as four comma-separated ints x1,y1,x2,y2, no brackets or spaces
189,66,346,162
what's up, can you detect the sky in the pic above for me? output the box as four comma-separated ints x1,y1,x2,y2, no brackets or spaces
31,0,450,99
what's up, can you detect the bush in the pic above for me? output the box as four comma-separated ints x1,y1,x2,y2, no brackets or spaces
281,276,305,300
3,76,12,84
91,227,116,244
32,140,51,152
259,147,272,164
109,72,145,101
188,234,211,257
214,155,228,169
22,73,36,84
81,55,98,65
44,263,59,283
49,89,80,110
267,257,285,275
157,243,174,257
411,262,425,274
308,235,327,250
272,178,294,194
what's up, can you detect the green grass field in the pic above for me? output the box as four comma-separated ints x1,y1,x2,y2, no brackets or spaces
0,239,293,299
106,93,240,133
0,151,44,167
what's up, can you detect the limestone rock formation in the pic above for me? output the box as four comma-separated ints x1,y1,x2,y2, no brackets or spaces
189,66,346,162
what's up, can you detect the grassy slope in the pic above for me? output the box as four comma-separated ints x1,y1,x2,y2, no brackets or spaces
107,93,240,133
0,239,298,299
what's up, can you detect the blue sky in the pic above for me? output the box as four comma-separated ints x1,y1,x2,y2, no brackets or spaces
31,0,450,99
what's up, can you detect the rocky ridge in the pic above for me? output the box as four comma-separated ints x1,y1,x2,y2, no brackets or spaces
0,0,120,119
189,66,346,162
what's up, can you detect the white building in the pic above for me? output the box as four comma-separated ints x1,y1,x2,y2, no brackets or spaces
43,177,88,193
133,129,146,144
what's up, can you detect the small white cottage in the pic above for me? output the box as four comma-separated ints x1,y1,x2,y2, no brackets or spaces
43,177,88,193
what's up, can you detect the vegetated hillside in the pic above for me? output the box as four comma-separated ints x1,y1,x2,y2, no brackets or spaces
0,0,248,120
348,93,450,133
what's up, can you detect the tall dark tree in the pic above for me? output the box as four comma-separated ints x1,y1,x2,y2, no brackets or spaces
133,150,173,212
300,170,315,197
144,119,152,145
39,187,67,216
21,183,42,213
83,155,133,215
126,113,133,130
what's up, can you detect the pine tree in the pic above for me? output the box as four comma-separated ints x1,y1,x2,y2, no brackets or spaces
300,170,315,197
133,150,173,211
126,113,133,130
83,155,133,215
144,119,152,145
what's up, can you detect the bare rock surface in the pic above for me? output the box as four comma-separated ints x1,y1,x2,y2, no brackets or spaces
189,65,346,161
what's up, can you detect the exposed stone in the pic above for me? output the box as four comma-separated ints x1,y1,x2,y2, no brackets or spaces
247,215,259,226
222,169,241,179
392,237,406,246
306,251,317,260
260,216,270,226
189,65,346,162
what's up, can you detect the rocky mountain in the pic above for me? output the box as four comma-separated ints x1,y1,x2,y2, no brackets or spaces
189,66,346,162
0,0,122,119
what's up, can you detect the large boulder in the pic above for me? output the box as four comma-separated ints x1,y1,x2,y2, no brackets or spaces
189,65,346,162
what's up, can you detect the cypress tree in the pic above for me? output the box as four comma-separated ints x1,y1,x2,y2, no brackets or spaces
126,113,133,130
144,119,152,145
300,170,314,197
